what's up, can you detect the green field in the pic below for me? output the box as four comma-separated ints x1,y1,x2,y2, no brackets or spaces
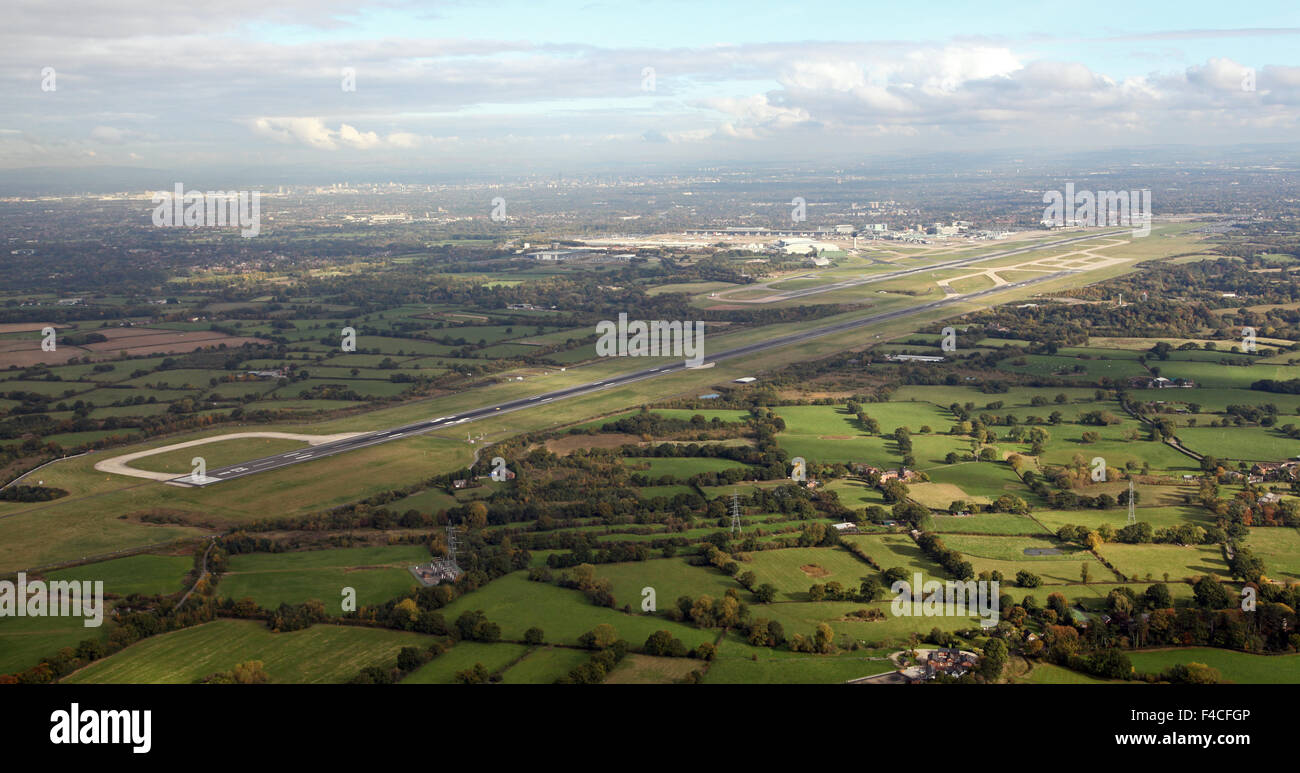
63,619,434,683
437,571,718,649
739,547,878,601
218,545,429,611
45,553,194,597
1094,543,1229,583
499,645,594,684
402,641,530,684
1127,647,1300,683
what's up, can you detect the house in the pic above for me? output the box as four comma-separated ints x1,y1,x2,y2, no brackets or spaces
923,648,980,680
851,463,881,477
832,522,860,534
452,479,468,489
879,468,917,484
1128,376,1196,389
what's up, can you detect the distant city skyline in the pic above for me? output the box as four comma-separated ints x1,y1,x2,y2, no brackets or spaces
3,0,1300,175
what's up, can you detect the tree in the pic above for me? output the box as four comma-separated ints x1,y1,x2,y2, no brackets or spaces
579,623,619,649
980,639,1008,682
466,501,489,529
524,627,545,645
1193,576,1231,609
1080,563,1090,584
1087,648,1133,680
1144,583,1172,610
396,647,427,673
454,662,490,684
644,630,679,657
1015,570,1041,588
753,583,777,603
813,623,835,653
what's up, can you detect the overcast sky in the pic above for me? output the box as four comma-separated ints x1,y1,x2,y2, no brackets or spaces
4,0,1300,177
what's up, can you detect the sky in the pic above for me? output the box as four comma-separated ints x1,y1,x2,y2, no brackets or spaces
3,0,1300,178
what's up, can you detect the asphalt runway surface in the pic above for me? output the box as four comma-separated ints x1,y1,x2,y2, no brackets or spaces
172,263,1083,486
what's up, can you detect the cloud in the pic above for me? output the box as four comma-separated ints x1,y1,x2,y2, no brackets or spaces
250,117,421,150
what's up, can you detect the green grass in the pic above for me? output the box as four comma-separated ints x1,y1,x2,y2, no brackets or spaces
63,619,433,683
930,513,1046,535
594,557,739,608
1094,543,1229,583
401,641,530,684
1033,504,1215,533
739,547,878,601
0,614,109,675
500,645,593,684
218,545,429,611
1177,425,1300,461
703,652,897,684
45,553,194,597
1014,662,1118,684
437,571,718,649
621,457,750,478
1127,647,1300,683
1242,527,1300,583
841,534,945,581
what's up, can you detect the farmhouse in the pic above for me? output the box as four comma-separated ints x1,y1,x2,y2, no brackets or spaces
878,468,918,483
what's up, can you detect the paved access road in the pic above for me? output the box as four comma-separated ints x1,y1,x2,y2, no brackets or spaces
172,267,1077,486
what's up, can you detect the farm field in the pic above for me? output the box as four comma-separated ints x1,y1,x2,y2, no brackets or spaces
402,642,530,684
1242,527,1300,582
594,557,739,608
499,646,594,684
604,653,703,683
702,653,896,684
1127,648,1300,683
62,619,433,683
0,614,110,675
1093,543,1229,583
44,553,194,597
738,547,878,601
840,534,945,582
436,571,719,650
217,545,429,610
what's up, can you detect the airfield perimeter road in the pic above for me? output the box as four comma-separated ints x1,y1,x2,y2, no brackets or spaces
171,261,1086,486
725,229,1128,302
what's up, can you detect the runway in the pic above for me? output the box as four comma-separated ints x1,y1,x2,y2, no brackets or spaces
721,229,1126,302
169,268,1076,486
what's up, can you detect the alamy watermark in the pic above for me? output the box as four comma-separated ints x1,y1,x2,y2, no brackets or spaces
1042,182,1151,237
50,704,151,754
0,572,104,627
890,573,999,628
595,313,705,367
151,183,261,237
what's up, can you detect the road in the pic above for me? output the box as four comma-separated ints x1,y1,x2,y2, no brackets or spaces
721,229,1126,302
171,267,1076,487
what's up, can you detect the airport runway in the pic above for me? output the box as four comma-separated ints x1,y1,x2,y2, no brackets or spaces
723,229,1126,302
171,268,1076,486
